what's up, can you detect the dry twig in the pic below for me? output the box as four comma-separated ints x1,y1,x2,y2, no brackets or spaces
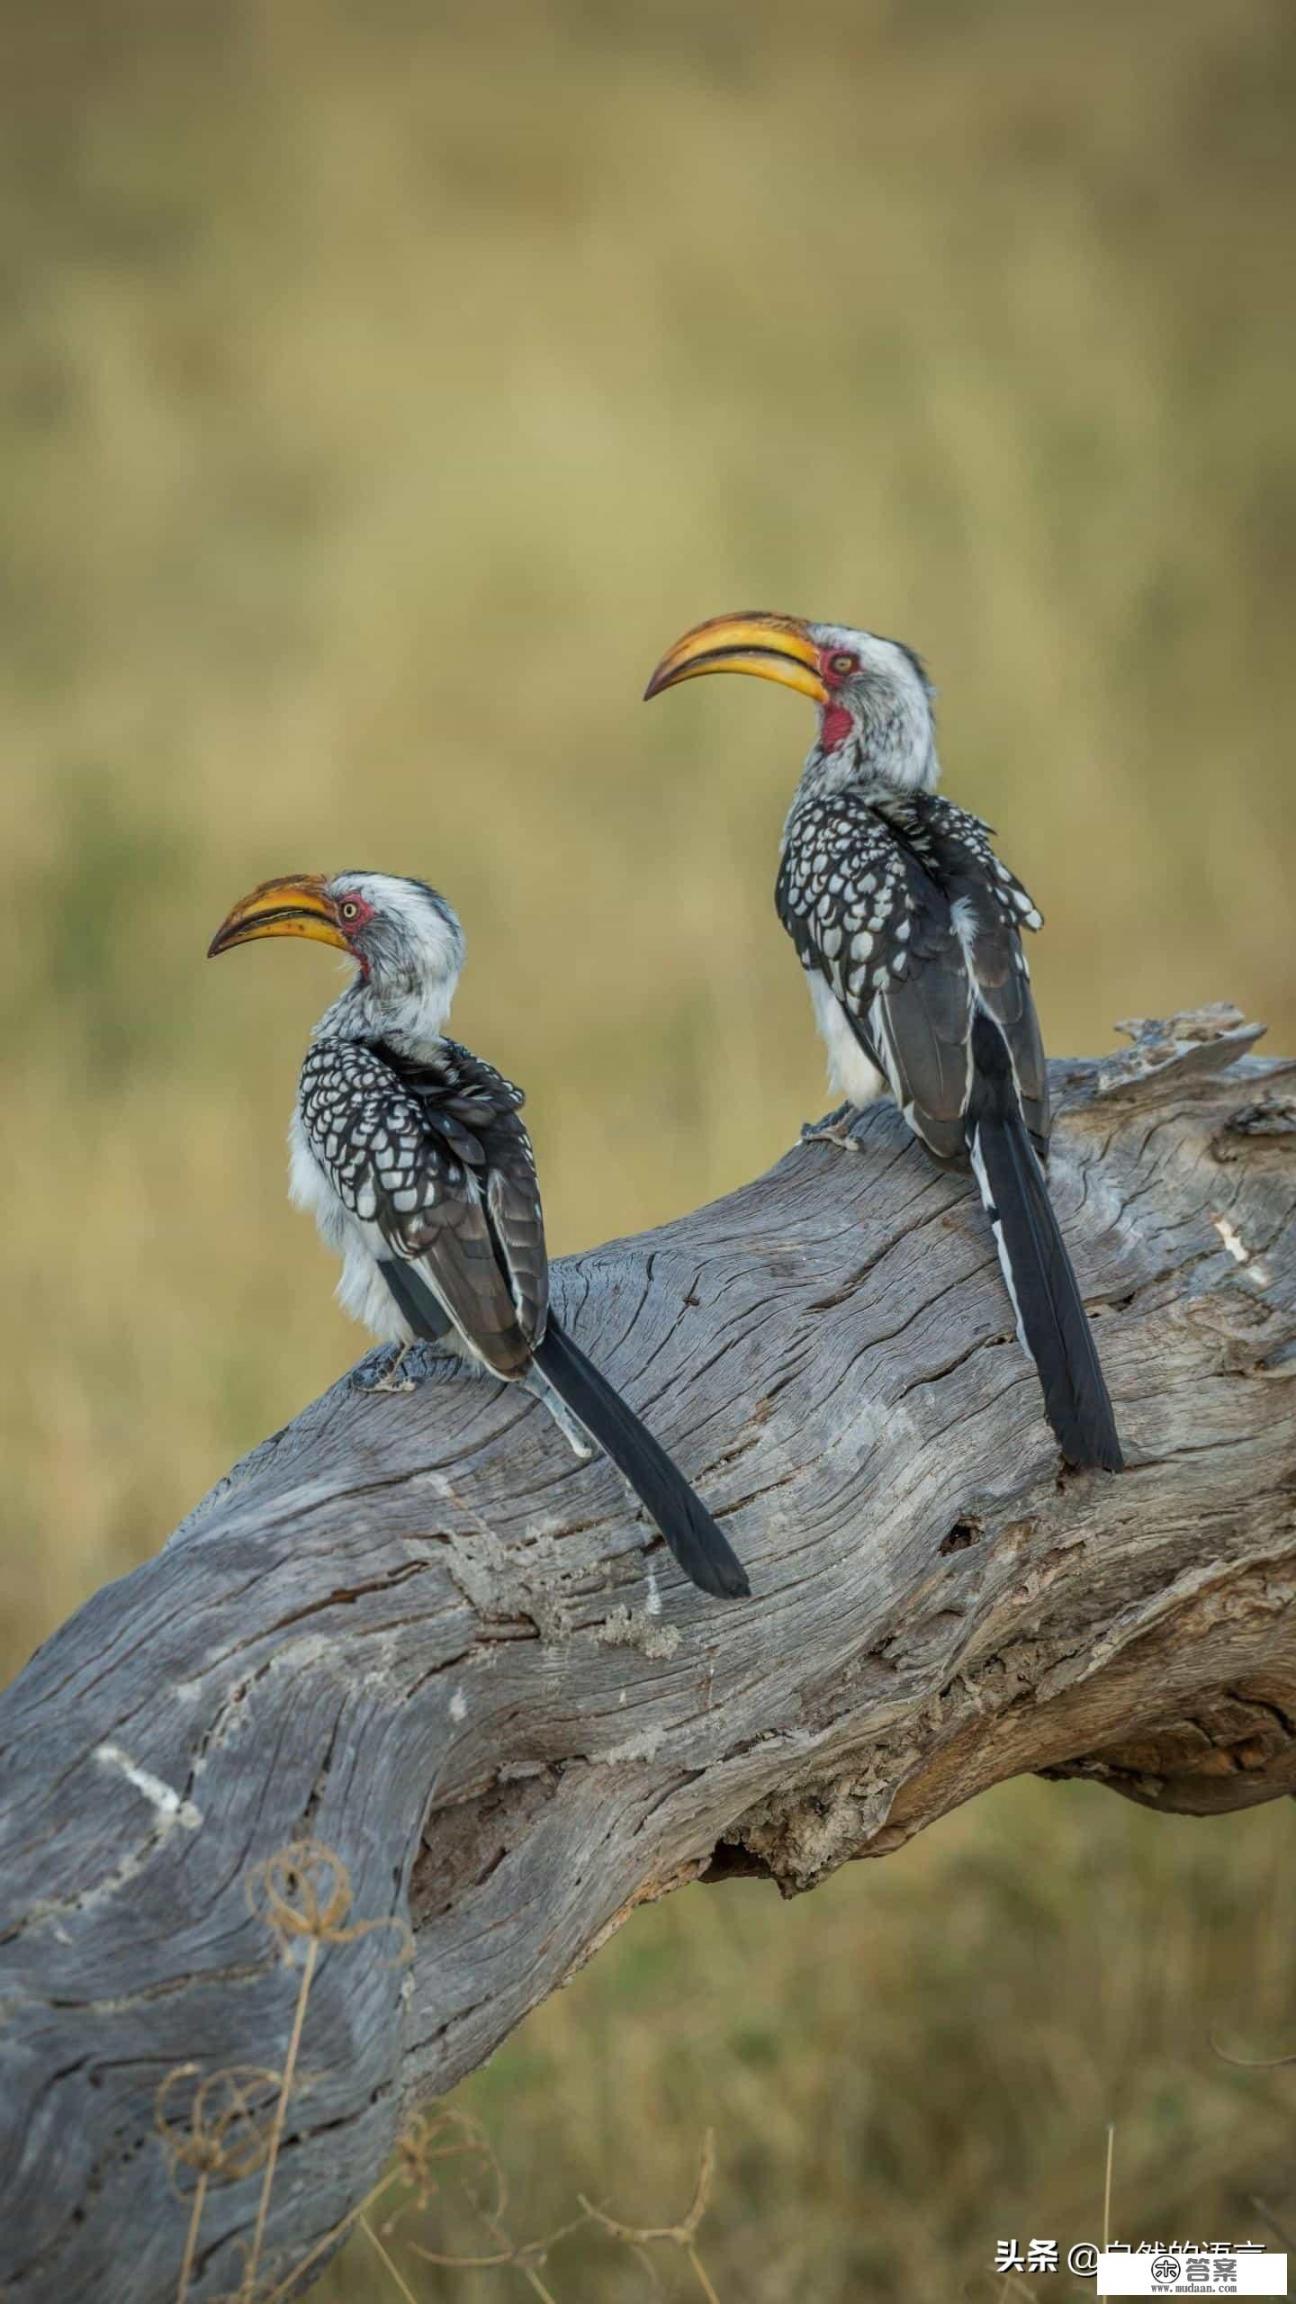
579,2129,720,2301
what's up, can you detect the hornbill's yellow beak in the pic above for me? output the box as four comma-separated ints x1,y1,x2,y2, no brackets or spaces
643,612,828,707
207,874,349,959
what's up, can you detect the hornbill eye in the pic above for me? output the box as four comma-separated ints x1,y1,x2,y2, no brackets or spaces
338,900,361,923
827,652,858,676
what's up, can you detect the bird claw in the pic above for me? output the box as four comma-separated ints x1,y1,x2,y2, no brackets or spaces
352,1341,444,1394
800,1103,863,1149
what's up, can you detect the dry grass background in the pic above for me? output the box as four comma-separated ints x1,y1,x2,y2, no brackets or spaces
1,0,1293,2294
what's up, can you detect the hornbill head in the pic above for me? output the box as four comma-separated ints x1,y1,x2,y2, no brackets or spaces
208,871,465,999
644,611,936,787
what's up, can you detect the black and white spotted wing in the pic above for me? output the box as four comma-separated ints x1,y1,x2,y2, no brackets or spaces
297,1036,548,1376
776,788,1049,1159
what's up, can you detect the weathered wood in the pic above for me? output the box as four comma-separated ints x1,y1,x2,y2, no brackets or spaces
2,1006,1294,2302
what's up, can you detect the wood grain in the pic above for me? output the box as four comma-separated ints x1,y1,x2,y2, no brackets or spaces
2,1008,1293,2302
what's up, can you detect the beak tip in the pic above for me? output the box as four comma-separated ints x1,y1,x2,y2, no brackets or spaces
641,613,822,710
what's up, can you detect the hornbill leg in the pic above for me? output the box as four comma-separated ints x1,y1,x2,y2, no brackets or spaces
525,1367,595,1461
351,1340,452,1393
370,1342,418,1393
800,1102,864,1149
353,1262,466,1393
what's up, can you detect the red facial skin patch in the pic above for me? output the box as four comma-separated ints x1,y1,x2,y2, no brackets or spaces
819,703,853,750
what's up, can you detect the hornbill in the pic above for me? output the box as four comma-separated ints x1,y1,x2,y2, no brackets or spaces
645,615,1122,1473
208,870,750,1599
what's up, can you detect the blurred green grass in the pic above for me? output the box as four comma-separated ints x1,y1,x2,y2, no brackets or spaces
313,1785,1294,2303
1,0,1293,2293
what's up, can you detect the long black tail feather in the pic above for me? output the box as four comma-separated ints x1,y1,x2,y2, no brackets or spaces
965,1012,1123,1472
532,1317,751,1599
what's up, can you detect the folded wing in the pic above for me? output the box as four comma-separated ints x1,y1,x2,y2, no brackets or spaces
298,1037,547,1376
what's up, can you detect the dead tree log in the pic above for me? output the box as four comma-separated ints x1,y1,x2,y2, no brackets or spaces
1,1007,1294,2302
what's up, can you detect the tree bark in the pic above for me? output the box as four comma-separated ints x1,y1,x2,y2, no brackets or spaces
2,1006,1294,2303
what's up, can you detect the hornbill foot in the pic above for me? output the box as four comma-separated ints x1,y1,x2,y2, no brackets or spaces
352,1341,447,1394
527,1370,596,1462
801,1102,864,1149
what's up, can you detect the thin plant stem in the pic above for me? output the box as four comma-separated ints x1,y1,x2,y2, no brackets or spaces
262,2167,402,2304
176,2170,209,2304
1102,2123,1114,2249
1251,2197,1296,2249
485,2208,564,2303
687,2242,722,2304
243,1936,319,2300
360,2214,421,2304
1098,2121,1115,2304
413,2246,517,2269
1213,2033,1296,2069
412,2205,587,2290
519,2264,562,2304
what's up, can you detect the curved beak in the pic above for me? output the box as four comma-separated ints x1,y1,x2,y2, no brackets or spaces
644,611,827,706
207,873,347,959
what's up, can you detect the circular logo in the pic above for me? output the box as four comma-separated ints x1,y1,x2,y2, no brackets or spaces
1151,2260,1181,2285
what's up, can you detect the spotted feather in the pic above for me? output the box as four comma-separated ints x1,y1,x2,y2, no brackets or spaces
297,1036,547,1374
778,785,1048,1159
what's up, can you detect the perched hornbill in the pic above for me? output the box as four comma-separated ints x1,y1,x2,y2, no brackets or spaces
645,614,1122,1473
208,870,750,1599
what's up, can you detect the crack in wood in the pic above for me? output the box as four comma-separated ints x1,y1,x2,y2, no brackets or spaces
1,1012,1295,2301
